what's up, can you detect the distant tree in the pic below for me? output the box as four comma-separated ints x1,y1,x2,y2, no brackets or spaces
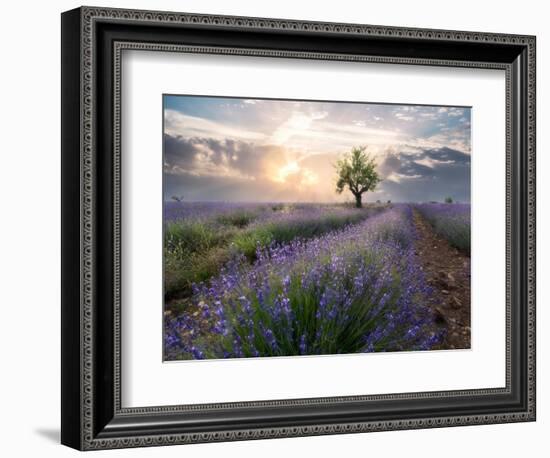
335,146,381,208
171,195,184,203
444,196,453,204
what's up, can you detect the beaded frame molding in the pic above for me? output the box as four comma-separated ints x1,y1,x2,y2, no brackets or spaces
61,6,536,451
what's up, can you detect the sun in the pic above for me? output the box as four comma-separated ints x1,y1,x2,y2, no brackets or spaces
272,161,318,187
273,161,300,183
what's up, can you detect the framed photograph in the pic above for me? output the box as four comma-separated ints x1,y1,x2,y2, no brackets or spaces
61,6,536,450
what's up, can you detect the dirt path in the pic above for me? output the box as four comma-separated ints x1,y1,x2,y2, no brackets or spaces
412,209,471,350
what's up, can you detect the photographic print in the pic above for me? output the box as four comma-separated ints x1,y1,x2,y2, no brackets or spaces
61,9,536,448
163,95,471,361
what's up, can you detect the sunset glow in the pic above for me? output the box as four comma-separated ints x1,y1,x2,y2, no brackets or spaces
163,95,471,203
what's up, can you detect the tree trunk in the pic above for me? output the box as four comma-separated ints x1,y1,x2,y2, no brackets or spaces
354,193,362,208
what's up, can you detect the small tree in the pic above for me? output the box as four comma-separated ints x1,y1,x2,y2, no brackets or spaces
335,146,381,208
444,196,453,204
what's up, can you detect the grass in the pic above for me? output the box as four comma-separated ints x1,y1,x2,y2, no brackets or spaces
231,211,373,259
164,220,235,300
164,204,384,302
431,218,470,252
165,206,442,360
215,210,257,228
414,203,470,253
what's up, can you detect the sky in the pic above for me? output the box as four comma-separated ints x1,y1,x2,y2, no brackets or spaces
163,95,471,203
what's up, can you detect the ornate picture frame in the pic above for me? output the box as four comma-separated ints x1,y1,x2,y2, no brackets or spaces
61,6,536,450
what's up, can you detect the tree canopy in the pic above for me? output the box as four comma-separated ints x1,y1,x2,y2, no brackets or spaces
335,146,381,208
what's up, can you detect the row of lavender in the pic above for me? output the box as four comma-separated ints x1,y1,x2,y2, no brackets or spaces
164,202,380,299
414,203,470,253
165,205,444,360
164,201,363,224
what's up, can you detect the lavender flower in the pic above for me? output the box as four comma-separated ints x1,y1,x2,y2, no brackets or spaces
415,202,470,253
165,205,445,360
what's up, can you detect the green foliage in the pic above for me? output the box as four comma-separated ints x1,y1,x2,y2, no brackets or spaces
204,254,397,357
164,206,381,302
444,196,453,204
232,227,274,260
432,219,470,252
414,204,470,254
232,211,373,261
164,220,236,299
165,247,231,300
216,210,256,228
165,220,232,254
335,146,381,208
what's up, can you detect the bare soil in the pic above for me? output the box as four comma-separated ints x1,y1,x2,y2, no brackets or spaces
412,210,471,350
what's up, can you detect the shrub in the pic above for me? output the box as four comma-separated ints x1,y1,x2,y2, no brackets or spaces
164,204,379,298
165,207,444,359
216,210,256,228
415,203,470,253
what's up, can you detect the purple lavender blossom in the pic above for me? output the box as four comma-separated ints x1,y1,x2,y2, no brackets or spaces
415,203,470,253
165,205,445,360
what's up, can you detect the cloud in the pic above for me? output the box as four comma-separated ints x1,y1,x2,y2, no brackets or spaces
265,112,404,154
272,161,319,188
164,141,471,203
385,172,422,183
164,109,266,142
378,153,402,178
164,134,320,190
395,112,414,121
373,147,470,202
447,107,465,117
406,128,471,154
270,111,328,145
419,112,438,119
399,106,418,113
163,95,471,203
164,134,266,180
414,157,455,168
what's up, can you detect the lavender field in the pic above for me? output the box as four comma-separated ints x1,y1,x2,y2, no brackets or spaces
164,201,470,360
162,95,473,359
414,203,470,253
